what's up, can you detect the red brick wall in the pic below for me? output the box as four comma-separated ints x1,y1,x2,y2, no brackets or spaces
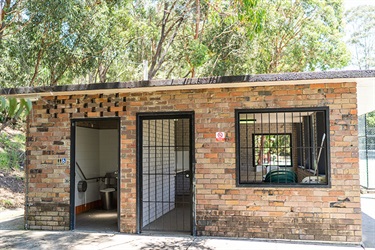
26,93,128,230
26,82,361,242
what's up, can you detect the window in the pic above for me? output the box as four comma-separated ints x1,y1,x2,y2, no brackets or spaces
253,134,292,168
236,107,330,186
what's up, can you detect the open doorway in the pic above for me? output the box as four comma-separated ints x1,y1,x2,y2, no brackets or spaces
70,118,120,231
137,112,194,234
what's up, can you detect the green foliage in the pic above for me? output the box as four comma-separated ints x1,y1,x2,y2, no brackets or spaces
254,134,291,165
0,132,25,170
0,0,350,85
366,111,375,127
199,1,257,76
188,41,209,67
0,153,10,169
345,5,375,70
236,0,265,38
0,97,31,129
1,199,14,207
1,0,130,86
248,0,350,73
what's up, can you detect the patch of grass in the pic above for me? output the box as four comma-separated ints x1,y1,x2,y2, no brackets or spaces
13,134,25,143
1,199,14,208
0,153,10,170
0,131,25,170
14,175,24,181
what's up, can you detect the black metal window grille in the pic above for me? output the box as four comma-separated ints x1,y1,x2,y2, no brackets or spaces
139,116,192,233
236,107,330,186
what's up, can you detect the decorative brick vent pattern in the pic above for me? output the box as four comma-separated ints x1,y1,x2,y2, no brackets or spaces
26,93,127,230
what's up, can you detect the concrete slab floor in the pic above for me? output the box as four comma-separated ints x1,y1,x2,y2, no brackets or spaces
0,230,365,250
75,209,118,232
143,206,191,232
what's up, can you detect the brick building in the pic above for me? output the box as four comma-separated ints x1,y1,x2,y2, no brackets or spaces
2,70,375,243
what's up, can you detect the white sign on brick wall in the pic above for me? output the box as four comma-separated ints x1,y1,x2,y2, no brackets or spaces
57,158,68,165
216,132,225,142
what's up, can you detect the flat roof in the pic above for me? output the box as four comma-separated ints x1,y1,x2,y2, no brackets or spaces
1,70,375,115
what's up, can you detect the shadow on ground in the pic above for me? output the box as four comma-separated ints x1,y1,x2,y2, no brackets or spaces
0,231,110,250
0,231,215,250
139,239,214,250
0,216,23,230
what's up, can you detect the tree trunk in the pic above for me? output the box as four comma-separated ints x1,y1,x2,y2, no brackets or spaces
148,0,192,80
257,135,265,165
98,64,107,83
191,0,200,78
0,0,11,39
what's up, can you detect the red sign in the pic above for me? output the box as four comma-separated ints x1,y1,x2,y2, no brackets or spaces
216,132,226,142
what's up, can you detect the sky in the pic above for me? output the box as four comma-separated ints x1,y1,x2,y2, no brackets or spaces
344,0,375,9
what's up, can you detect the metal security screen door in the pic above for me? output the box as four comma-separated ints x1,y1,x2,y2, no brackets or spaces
137,113,194,233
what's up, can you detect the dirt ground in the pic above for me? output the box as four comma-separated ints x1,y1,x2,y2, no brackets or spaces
0,169,25,210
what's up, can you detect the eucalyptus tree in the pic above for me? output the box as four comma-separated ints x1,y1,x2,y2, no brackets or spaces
0,0,351,86
248,0,350,73
124,0,198,80
345,5,375,70
199,0,263,76
0,0,26,40
0,0,127,87
130,0,265,80
83,1,133,83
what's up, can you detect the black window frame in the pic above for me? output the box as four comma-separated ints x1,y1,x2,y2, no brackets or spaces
235,107,331,187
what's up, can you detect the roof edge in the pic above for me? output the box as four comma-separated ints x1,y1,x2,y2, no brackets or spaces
2,70,375,97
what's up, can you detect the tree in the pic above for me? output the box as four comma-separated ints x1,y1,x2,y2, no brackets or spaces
199,0,349,76
148,0,194,80
122,0,265,80
82,1,133,83
201,1,256,76
248,0,350,74
0,0,350,86
0,0,129,87
186,0,264,77
345,5,375,70
366,111,375,127
0,0,27,40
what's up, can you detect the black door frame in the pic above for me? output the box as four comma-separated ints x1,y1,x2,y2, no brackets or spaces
69,117,121,230
136,111,195,234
